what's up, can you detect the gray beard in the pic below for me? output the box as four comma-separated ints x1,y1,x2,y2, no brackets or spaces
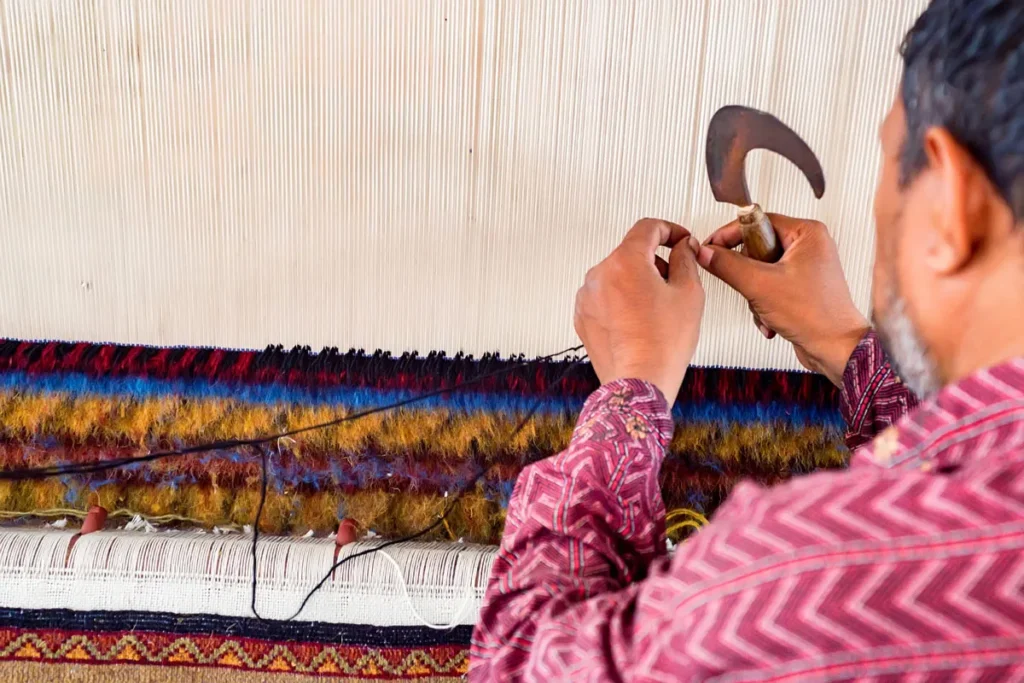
873,291,942,398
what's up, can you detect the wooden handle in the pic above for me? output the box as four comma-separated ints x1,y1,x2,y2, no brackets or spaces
738,204,783,263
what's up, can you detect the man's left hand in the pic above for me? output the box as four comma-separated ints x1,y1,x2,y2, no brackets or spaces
574,218,705,406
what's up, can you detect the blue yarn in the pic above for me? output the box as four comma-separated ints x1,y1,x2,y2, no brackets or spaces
0,370,584,416
0,371,842,429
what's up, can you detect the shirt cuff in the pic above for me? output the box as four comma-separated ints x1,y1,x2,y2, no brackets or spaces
572,378,675,452
839,330,880,424
839,329,922,452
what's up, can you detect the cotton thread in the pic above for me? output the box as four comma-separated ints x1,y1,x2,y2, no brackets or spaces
376,548,478,630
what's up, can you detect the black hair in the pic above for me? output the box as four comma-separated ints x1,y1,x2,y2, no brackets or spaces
900,0,1024,220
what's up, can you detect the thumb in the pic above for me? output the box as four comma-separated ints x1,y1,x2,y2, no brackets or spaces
667,236,700,286
696,244,767,297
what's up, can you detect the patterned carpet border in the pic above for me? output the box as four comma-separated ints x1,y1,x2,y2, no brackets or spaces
0,608,469,678
0,609,473,647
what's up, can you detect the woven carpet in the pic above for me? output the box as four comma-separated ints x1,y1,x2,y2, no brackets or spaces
0,338,846,543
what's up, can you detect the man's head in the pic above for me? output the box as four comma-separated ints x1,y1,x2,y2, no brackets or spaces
872,0,1024,397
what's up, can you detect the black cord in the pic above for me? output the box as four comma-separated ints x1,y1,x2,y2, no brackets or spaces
0,344,585,481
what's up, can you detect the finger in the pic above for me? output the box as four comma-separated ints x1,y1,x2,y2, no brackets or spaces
751,310,761,331
750,310,776,339
667,236,700,286
573,288,588,340
754,321,776,339
696,242,768,296
764,213,823,251
654,255,670,279
621,218,690,256
703,220,743,249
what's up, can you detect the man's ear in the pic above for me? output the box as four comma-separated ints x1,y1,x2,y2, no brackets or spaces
920,125,1009,274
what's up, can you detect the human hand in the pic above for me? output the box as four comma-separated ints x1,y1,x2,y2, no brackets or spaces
574,218,705,405
697,214,869,386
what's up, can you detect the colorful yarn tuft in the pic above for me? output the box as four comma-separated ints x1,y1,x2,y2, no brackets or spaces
0,339,845,542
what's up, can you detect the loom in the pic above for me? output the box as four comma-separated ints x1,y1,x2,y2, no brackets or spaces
0,1,925,680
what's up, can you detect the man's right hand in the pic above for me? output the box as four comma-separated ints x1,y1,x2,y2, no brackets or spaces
697,214,870,386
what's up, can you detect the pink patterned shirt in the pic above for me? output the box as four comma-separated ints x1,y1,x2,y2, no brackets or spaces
470,332,1024,681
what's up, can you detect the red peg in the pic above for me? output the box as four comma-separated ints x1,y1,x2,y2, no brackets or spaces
80,506,108,535
335,518,358,548
332,518,359,565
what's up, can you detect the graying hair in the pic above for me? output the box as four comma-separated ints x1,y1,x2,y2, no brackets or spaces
873,291,942,398
900,0,1024,221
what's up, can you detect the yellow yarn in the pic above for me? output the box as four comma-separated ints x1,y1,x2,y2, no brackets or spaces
0,390,845,475
1,392,64,437
442,517,457,540
0,391,579,459
666,508,709,526
666,520,703,536
665,507,709,542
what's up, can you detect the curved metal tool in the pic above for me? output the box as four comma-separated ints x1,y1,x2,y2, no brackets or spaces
705,106,826,262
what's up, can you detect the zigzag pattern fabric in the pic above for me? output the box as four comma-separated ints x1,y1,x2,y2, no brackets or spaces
471,343,1024,679
0,339,843,542
841,332,921,450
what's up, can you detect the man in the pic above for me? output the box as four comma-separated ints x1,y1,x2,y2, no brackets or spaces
470,0,1024,680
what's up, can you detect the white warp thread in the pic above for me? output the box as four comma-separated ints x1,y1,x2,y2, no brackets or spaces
0,529,497,627
0,0,927,370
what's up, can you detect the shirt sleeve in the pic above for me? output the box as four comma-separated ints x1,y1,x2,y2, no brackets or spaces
839,330,919,451
469,378,673,682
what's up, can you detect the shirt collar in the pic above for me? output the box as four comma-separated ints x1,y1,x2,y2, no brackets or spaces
853,357,1024,472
